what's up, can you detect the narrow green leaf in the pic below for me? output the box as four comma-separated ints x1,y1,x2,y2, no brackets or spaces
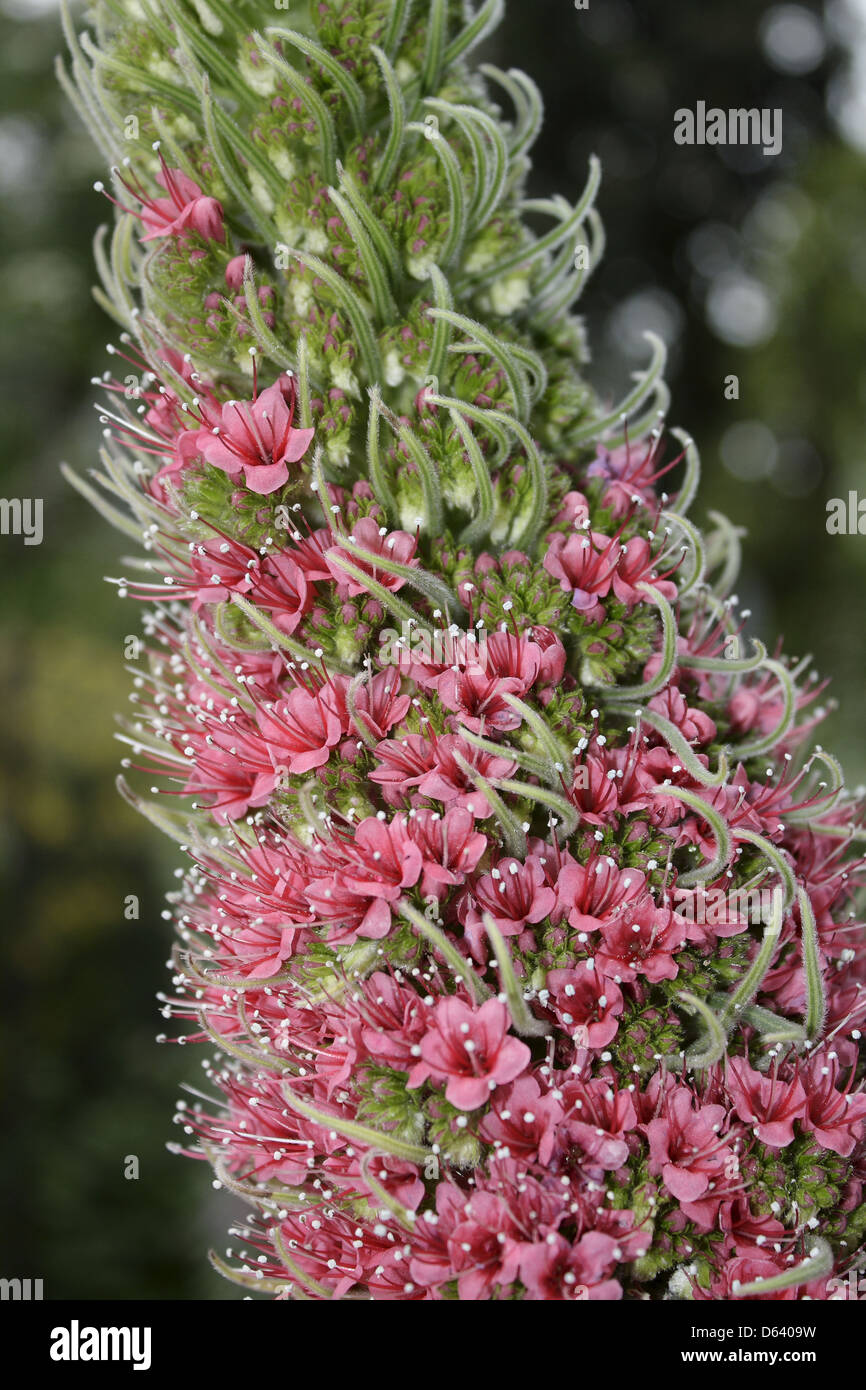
370,45,407,192
398,899,491,1002
407,121,468,266
282,1083,430,1163
798,885,827,1043
482,913,551,1037
266,26,366,134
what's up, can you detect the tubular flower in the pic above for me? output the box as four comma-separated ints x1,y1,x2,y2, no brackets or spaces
98,151,226,245
196,376,315,494
65,0,866,1301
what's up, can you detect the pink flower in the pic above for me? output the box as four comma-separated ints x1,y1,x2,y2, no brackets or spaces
529,625,567,685
643,1088,736,1216
415,735,518,817
330,670,411,743
168,535,312,635
357,971,432,1071
595,898,686,983
315,1016,364,1098
435,631,547,732
545,966,624,1048
249,551,312,634
799,1053,866,1156
460,854,556,954
561,1077,638,1170
648,686,717,746
368,732,441,802
369,733,517,818
213,842,314,931
725,1058,807,1149
481,630,549,683
586,437,667,515
225,253,247,288
350,1154,425,1218
445,1192,523,1299
405,807,487,898
255,684,344,777
719,1195,787,1253
180,710,286,821
543,530,620,613
693,1254,801,1301
325,516,417,595
552,490,591,528
519,1231,622,1301
408,997,531,1110
479,1075,564,1164
569,756,620,824
196,376,315,494
291,528,335,580
304,815,423,944
556,857,647,934
611,536,678,607
436,667,525,732
174,533,259,607
134,161,225,244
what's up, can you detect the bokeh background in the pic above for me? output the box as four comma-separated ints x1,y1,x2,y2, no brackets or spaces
1,0,864,1299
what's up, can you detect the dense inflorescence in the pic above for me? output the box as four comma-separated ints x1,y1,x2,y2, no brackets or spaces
63,0,866,1299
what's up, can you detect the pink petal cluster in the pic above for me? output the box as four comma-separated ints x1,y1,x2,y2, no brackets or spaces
104,361,866,1302
76,7,866,1307
139,165,226,244
100,155,226,245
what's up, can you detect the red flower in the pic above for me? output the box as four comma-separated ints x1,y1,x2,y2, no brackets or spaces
256,684,344,776
325,517,417,595
139,164,226,243
543,530,620,613
545,967,624,1048
196,376,315,494
643,1088,737,1222
799,1052,866,1156
519,1231,623,1301
725,1058,807,1149
408,997,531,1110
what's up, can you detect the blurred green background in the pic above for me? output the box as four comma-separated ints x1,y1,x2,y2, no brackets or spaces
1,0,864,1299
